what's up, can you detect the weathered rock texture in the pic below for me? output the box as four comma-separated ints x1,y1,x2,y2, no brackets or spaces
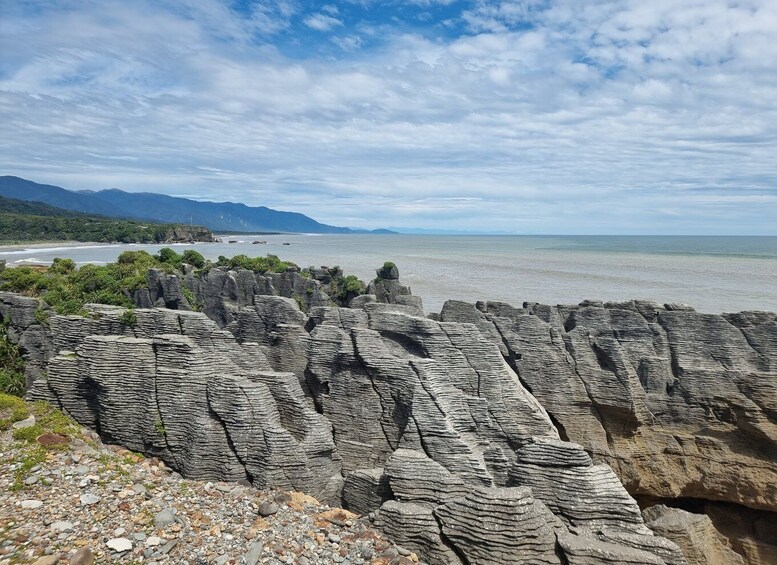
3,266,776,564
642,505,745,565
440,298,777,564
23,303,343,503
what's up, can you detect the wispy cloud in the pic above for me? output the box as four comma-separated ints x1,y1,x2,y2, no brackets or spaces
303,13,343,32
1,0,776,233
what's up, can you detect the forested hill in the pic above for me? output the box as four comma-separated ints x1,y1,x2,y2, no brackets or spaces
0,176,393,234
0,195,213,243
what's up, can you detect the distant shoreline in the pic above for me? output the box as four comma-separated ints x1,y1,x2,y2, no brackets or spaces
0,241,100,252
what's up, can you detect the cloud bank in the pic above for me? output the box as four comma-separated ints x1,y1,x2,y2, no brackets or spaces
1,0,776,234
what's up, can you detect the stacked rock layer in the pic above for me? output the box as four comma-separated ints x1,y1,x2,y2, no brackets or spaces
2,265,775,564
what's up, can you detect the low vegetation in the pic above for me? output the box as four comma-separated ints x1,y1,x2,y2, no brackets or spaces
0,393,82,490
211,253,293,274
0,249,297,319
0,323,25,396
331,274,364,301
1,251,170,316
0,195,213,244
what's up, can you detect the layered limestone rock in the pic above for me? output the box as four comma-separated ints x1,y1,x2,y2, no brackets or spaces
0,291,53,388
642,505,745,565
5,264,775,564
138,266,343,324
24,305,343,503
365,263,422,313
440,298,777,563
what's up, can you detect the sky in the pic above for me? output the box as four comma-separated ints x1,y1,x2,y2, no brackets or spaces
1,0,776,234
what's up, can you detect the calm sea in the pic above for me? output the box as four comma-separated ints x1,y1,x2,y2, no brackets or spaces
2,235,776,314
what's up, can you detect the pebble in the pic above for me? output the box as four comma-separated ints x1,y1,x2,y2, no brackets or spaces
20,500,43,509
51,521,74,532
154,507,176,528
79,493,100,505
257,502,279,517
12,415,36,429
146,536,164,547
106,538,133,553
31,555,59,565
243,541,263,565
23,474,39,485
69,547,94,565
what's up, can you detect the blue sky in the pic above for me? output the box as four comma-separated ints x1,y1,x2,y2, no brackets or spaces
1,0,776,234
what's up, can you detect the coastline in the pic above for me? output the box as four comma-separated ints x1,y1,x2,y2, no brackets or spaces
0,241,103,252
1,235,776,313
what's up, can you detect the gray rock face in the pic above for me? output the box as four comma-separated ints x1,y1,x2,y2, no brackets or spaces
0,291,53,388
8,273,774,564
366,264,413,306
643,505,744,565
439,299,777,563
25,305,342,503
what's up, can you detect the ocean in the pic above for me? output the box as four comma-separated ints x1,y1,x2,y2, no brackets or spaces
1,235,776,314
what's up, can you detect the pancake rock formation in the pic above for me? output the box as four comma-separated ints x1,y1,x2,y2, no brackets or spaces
2,263,775,564
440,298,777,564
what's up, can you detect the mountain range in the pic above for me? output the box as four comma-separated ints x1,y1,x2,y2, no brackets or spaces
0,176,393,234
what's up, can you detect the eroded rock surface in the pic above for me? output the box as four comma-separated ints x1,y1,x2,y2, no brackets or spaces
4,267,775,564
440,298,777,563
642,505,745,565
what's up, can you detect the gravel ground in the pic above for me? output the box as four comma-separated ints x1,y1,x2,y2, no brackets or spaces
0,407,419,565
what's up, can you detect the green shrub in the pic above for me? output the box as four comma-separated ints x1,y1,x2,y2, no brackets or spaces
156,247,181,265
331,274,364,301
181,286,201,311
214,254,295,274
49,258,76,275
181,250,205,268
120,309,137,327
0,324,25,397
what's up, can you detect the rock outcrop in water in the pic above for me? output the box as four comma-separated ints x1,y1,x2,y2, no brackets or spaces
2,264,775,564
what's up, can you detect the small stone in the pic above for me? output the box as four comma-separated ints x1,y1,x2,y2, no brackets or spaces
243,541,263,565
131,483,147,495
396,545,412,556
114,527,126,537
32,555,60,565
133,533,147,541
328,533,341,544
257,502,278,517
24,474,40,485
159,540,178,555
154,507,176,528
52,521,74,533
21,500,43,509
106,538,133,553
12,415,36,429
80,493,100,505
146,536,164,547
74,465,90,476
69,547,94,565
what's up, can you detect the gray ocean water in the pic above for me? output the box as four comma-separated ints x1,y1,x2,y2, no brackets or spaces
2,235,776,314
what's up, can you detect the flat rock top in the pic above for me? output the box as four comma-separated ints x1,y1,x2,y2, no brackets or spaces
0,408,417,565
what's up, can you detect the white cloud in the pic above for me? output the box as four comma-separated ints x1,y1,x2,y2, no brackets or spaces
303,13,343,32
1,0,776,233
